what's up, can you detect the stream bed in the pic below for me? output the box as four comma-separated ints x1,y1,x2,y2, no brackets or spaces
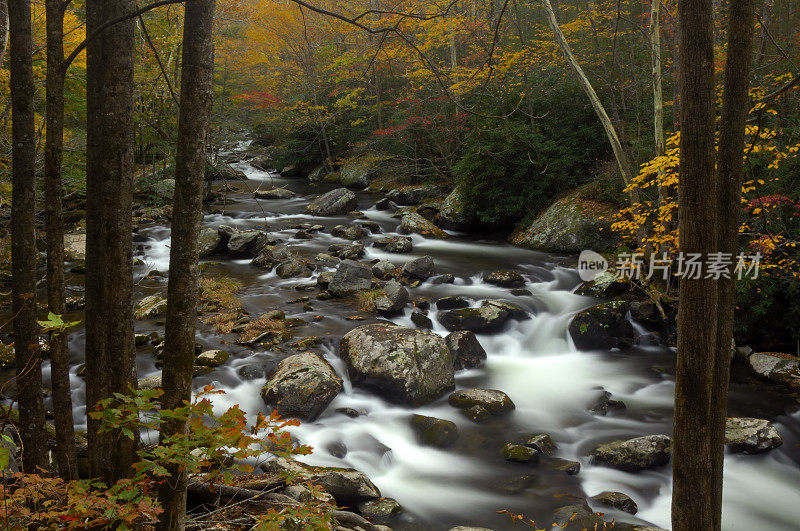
44,154,800,530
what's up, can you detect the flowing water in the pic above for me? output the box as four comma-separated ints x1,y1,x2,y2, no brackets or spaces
34,152,800,530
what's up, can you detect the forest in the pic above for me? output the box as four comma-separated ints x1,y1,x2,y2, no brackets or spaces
0,0,799,529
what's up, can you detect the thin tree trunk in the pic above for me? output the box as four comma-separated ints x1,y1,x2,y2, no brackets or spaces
540,0,641,209
8,0,48,473
650,0,667,209
671,0,719,528
710,1,756,529
156,0,216,528
45,0,78,481
0,0,8,67
85,0,137,485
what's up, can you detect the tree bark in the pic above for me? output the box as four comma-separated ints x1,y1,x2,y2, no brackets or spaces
671,0,720,529
156,1,216,529
650,0,667,209
85,0,137,485
711,1,756,529
0,0,8,68
8,0,48,473
45,0,78,481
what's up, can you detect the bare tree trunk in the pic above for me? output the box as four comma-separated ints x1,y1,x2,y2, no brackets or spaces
540,0,642,210
672,0,720,528
0,0,8,67
710,1,756,529
650,0,667,209
85,0,137,485
156,1,216,528
8,0,48,473
45,0,78,481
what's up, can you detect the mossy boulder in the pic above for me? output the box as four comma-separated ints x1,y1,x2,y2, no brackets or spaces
502,443,540,463
724,417,782,454
135,295,168,320
439,300,527,333
410,415,459,448
483,270,526,288
438,186,476,230
509,194,618,253
589,491,638,514
448,388,515,416
195,350,229,367
339,323,455,406
339,155,384,189
575,271,631,298
400,213,448,239
568,301,634,350
260,352,343,421
591,435,672,471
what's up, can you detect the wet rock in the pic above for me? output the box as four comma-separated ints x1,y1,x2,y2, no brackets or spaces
433,273,455,284
275,258,310,279
384,236,413,254
339,323,455,406
206,160,246,181
198,227,223,258
448,388,515,416
358,497,403,518
446,331,487,370
410,415,458,448
263,310,285,320
294,230,313,240
254,188,295,199
591,435,672,471
552,503,606,530
315,253,340,267
550,458,581,475
134,295,168,320
629,301,664,329
509,193,618,253
196,350,229,367
725,417,782,454
237,363,275,381
339,157,380,189
401,255,435,280
306,188,358,216
484,270,525,288
503,443,540,463
260,352,343,421
227,230,268,258
328,260,372,297
331,224,368,240
524,434,557,455
328,242,365,260
439,300,522,333
410,311,433,329
316,271,335,289
375,198,392,210
575,271,631,298
386,185,439,206
589,390,627,415
64,232,87,261
401,213,448,239
747,351,800,384
460,405,491,423
569,301,634,350
589,491,638,514
372,260,396,280
138,375,162,390
307,165,329,183
336,408,365,418
373,280,409,315
437,296,469,310
252,243,292,268
438,186,476,230
283,484,335,506
263,457,380,503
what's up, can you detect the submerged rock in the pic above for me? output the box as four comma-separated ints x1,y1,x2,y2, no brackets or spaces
524,434,557,455
725,417,782,454
410,415,459,448
569,301,634,350
446,330,487,370
591,435,672,471
306,188,358,216
339,323,455,406
260,352,342,421
448,388,515,416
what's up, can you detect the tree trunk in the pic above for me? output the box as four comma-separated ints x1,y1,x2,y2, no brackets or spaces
650,0,667,208
156,1,216,529
539,0,643,214
710,1,756,529
85,0,137,485
8,0,48,473
0,0,8,67
45,0,78,481
671,0,720,529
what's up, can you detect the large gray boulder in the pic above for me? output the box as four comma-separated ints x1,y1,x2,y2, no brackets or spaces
591,435,672,471
747,352,800,384
306,188,358,216
509,194,618,253
263,457,380,503
198,227,223,258
402,255,435,280
401,213,448,238
438,186,476,230
328,260,372,297
386,185,439,206
339,323,455,406
260,352,342,421
373,280,409,315
227,230,268,258
725,417,782,454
